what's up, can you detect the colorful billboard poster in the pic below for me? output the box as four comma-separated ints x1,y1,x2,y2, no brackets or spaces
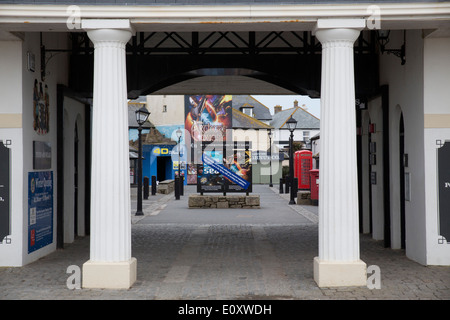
28,171,53,253
185,95,232,184
197,149,224,193
197,141,252,194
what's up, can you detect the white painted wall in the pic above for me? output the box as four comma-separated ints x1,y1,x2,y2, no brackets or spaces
367,97,384,241
0,40,24,266
0,31,70,266
423,36,450,265
21,32,70,265
380,30,427,264
274,128,320,145
147,95,185,126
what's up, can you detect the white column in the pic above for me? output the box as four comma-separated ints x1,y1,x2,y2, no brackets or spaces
81,20,136,289
313,19,367,287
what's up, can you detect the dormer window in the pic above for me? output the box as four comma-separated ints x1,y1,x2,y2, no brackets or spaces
241,107,253,117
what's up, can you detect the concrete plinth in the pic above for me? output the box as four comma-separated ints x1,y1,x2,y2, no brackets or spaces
313,257,367,287
82,258,137,289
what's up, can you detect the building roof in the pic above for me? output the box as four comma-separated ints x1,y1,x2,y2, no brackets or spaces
232,108,273,130
270,106,320,130
232,95,272,121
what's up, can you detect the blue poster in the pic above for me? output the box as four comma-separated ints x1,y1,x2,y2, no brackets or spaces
28,171,53,253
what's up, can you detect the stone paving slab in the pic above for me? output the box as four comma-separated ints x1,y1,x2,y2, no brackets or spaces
0,185,449,300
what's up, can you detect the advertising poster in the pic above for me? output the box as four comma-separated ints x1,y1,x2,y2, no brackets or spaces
197,142,252,194
28,171,53,253
185,95,232,184
197,149,225,193
224,148,252,193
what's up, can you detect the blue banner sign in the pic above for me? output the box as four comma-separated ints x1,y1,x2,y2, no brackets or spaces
28,171,53,253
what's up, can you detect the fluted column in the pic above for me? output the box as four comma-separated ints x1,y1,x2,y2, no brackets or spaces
313,19,367,287
81,20,136,289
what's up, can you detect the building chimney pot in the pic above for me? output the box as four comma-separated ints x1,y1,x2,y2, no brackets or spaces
274,105,282,114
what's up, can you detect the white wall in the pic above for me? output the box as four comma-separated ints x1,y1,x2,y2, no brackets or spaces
0,40,25,266
21,32,70,265
147,95,185,126
0,31,70,266
274,128,320,145
423,36,450,265
380,30,427,264
367,97,384,241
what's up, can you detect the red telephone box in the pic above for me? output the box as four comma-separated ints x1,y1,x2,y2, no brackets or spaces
294,150,313,190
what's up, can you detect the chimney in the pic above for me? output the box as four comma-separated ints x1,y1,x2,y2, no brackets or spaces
294,100,299,108
274,105,282,114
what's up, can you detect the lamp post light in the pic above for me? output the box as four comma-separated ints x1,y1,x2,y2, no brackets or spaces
176,128,183,196
135,106,150,216
286,115,297,205
268,129,273,187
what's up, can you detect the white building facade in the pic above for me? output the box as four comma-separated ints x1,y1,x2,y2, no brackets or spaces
0,1,449,289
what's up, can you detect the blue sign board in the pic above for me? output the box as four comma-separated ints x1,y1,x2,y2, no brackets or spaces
28,171,53,253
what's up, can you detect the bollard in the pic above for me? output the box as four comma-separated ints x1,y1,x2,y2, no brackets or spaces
293,178,298,198
151,176,156,195
279,178,284,194
180,176,184,196
143,176,149,200
285,177,290,194
175,177,180,200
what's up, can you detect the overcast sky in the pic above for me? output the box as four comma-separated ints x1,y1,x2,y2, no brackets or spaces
251,95,321,119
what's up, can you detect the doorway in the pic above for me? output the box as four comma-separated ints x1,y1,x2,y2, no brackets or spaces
74,123,79,237
399,113,406,249
157,156,171,182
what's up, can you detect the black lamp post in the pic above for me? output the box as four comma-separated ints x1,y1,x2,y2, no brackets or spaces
135,106,150,216
268,129,273,187
286,115,297,205
176,128,183,196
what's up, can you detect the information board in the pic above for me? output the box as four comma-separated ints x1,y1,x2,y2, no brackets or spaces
438,141,450,243
197,141,251,194
0,142,10,242
28,171,53,253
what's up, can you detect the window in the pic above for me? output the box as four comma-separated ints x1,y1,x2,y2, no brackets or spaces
163,105,167,112
242,107,253,117
303,131,310,142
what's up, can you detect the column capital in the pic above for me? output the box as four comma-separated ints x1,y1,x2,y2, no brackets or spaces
313,19,365,44
82,19,135,43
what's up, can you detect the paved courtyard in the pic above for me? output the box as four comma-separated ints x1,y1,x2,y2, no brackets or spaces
0,185,449,300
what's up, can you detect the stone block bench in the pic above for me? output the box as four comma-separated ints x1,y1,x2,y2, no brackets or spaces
157,179,175,194
297,191,311,205
188,194,260,209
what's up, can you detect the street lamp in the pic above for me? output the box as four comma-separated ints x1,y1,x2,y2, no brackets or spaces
176,128,183,197
268,129,273,187
286,115,297,205
376,29,406,65
135,106,150,216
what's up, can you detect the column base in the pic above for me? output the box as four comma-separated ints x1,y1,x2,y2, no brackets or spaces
313,257,367,287
82,258,137,289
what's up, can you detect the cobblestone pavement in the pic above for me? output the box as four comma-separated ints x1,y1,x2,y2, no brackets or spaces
0,185,449,300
